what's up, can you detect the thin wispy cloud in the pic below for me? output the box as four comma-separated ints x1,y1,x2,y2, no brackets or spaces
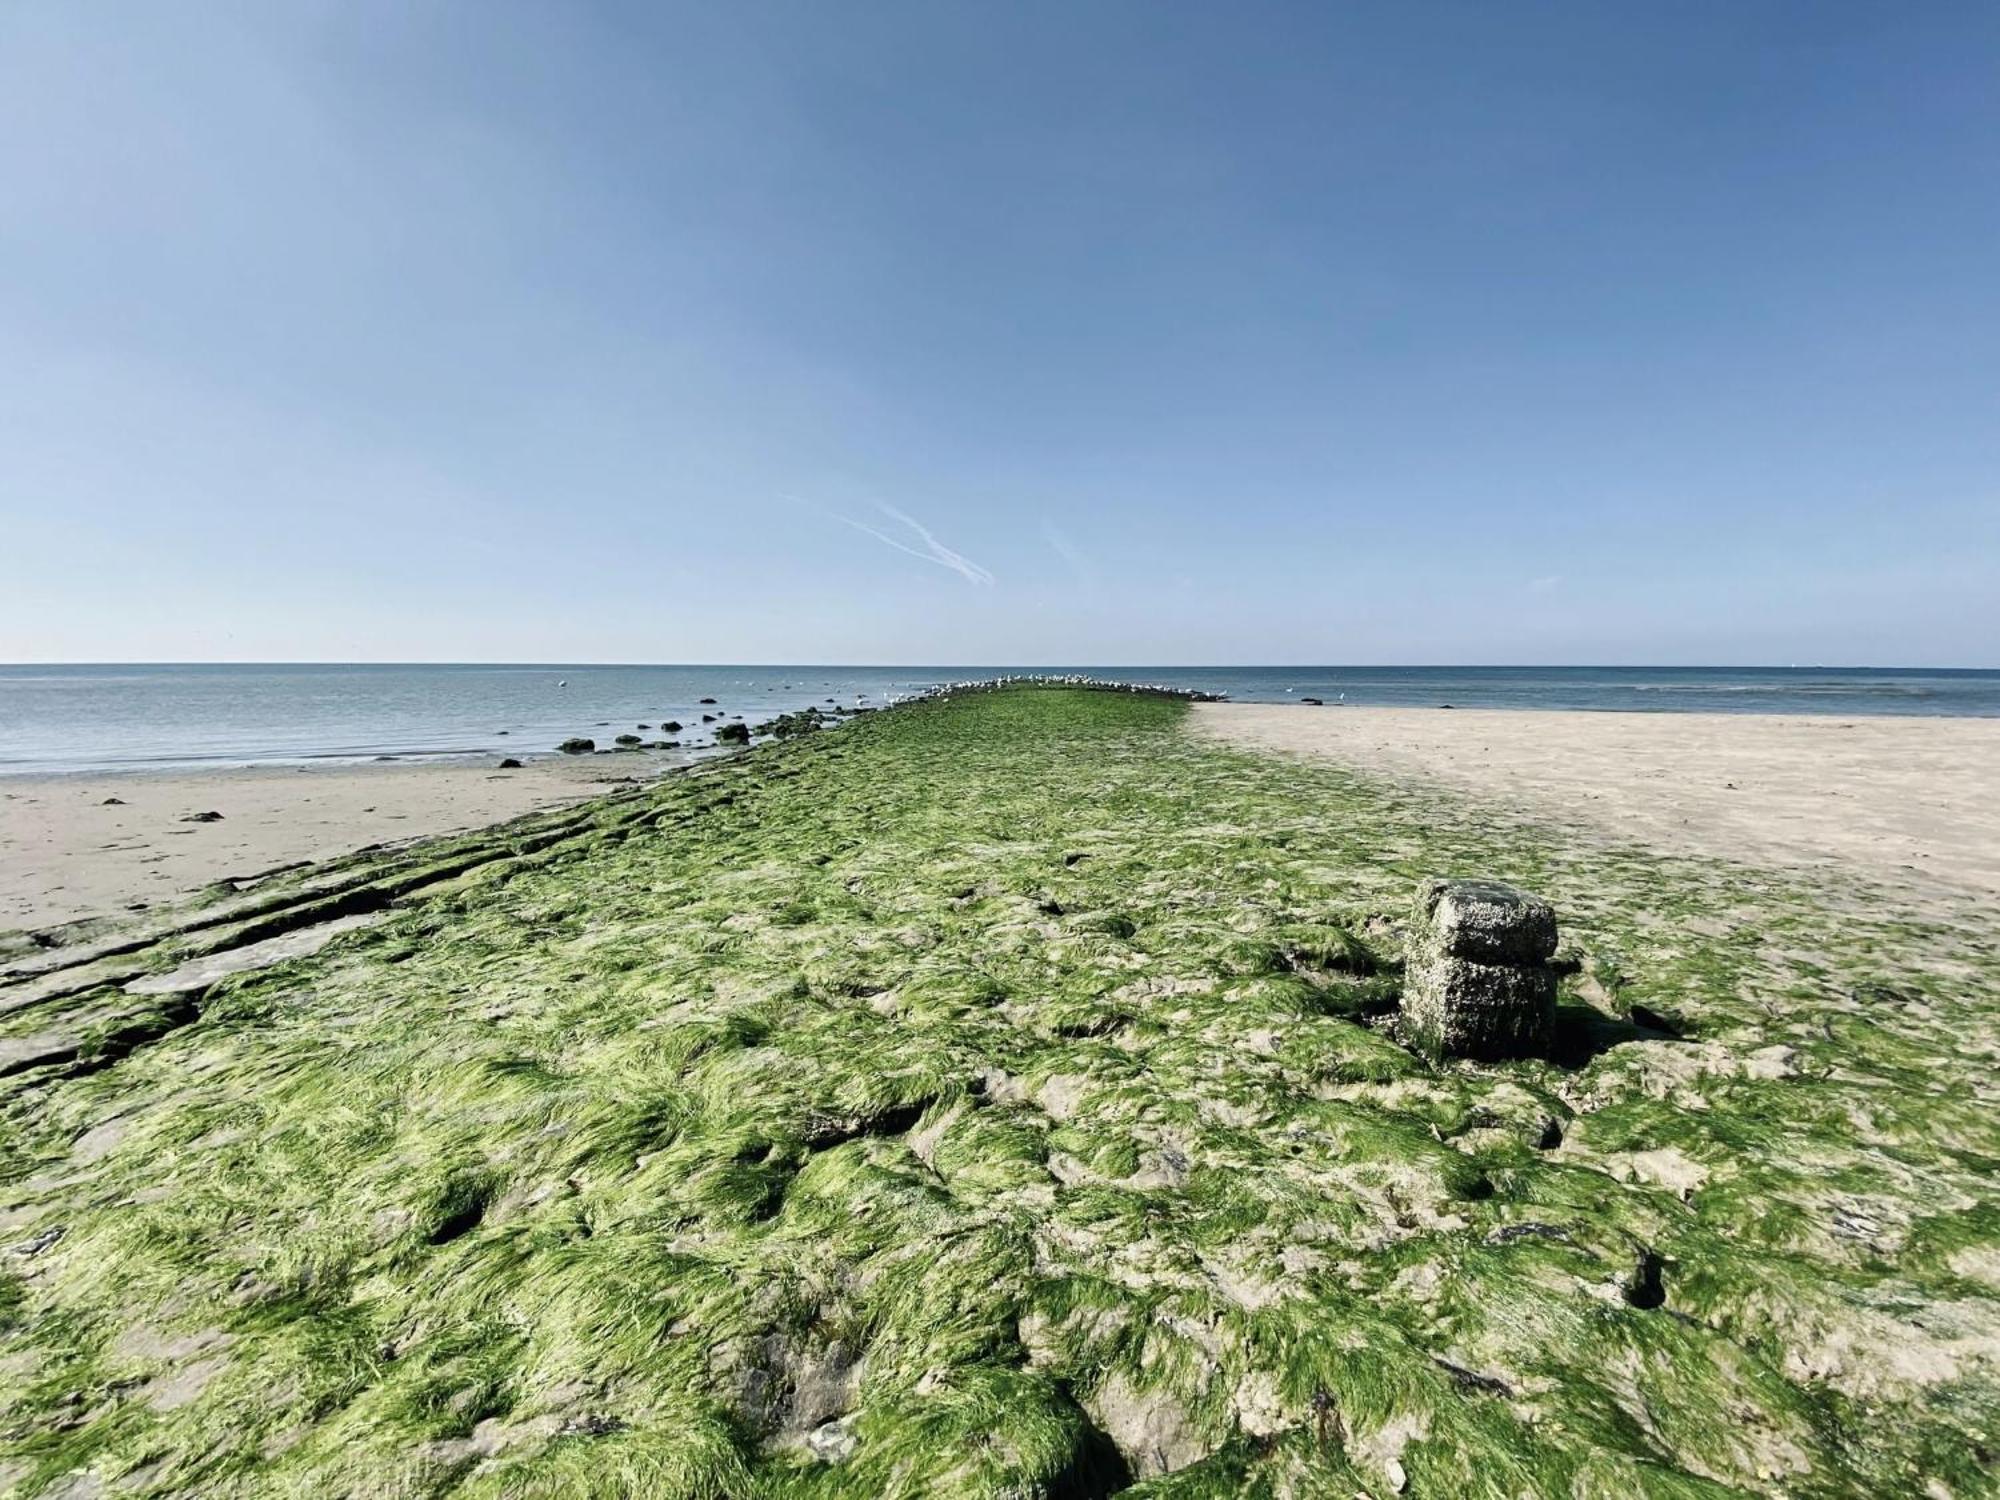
1042,520,1096,590
832,500,995,587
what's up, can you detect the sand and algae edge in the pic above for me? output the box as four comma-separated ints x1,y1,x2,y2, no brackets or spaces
1,685,1996,1498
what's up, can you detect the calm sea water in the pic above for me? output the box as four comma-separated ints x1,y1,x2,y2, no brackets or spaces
1,664,1995,775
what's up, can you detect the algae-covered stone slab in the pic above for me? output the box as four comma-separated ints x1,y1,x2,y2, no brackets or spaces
1404,878,1558,1059
1413,876,1557,965
1403,951,1556,1060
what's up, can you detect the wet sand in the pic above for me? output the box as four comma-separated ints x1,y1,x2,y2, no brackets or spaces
0,754,682,932
1191,704,2000,899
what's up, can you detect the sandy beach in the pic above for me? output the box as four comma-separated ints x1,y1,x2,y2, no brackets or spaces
0,753,685,933
10,704,1996,938
1193,703,2000,899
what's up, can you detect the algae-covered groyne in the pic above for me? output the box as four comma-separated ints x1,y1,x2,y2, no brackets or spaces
2,686,1996,1497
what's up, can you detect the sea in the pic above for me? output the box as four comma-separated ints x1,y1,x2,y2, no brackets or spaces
1,664,1995,776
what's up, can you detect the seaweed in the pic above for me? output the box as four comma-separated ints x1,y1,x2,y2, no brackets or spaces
0,685,1995,1497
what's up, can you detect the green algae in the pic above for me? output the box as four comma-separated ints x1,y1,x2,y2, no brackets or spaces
1,686,1997,1498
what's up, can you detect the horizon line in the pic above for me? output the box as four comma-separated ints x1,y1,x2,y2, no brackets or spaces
2,660,1996,674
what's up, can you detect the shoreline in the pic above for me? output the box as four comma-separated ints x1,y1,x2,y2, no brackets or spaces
1192,701,2000,900
0,751,694,933
0,743,709,782
4,698,1995,782
11,698,2000,934
7,665,1999,784
0,747,579,778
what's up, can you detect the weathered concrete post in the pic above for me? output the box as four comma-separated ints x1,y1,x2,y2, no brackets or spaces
1403,878,1558,1060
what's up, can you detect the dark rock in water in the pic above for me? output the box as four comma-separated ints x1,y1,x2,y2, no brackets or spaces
1300,697,1323,706
1439,703,1455,709
497,730,510,735
181,810,225,823
699,697,717,705
102,797,126,806
637,723,652,730
755,707,828,740
1402,878,1558,1060
498,758,522,769
614,734,643,747
661,720,683,733
558,738,596,755
595,721,610,726
716,722,751,744
701,714,717,723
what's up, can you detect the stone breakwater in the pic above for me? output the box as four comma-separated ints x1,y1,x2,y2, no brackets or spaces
545,679,1226,756
892,675,1226,705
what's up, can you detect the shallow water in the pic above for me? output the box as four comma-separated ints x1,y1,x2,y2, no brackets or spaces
1,663,1995,774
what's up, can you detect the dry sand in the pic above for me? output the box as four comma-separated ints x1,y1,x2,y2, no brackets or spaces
1192,703,2000,900
0,754,680,932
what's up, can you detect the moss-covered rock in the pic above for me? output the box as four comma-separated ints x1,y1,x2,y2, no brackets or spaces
1402,877,1559,1059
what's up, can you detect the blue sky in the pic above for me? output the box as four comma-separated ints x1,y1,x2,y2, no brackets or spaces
2,2,1995,665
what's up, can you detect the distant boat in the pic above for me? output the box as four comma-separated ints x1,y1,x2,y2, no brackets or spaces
557,680,567,687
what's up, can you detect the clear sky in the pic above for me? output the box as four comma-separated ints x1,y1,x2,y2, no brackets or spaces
3,2,1995,665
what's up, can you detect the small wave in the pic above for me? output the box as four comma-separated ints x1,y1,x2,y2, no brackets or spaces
1627,682,1931,697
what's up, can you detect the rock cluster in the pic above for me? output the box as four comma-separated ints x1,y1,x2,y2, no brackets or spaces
1402,877,1558,1060
898,674,1224,704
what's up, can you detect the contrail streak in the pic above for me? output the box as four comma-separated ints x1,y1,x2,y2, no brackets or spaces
833,501,995,586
